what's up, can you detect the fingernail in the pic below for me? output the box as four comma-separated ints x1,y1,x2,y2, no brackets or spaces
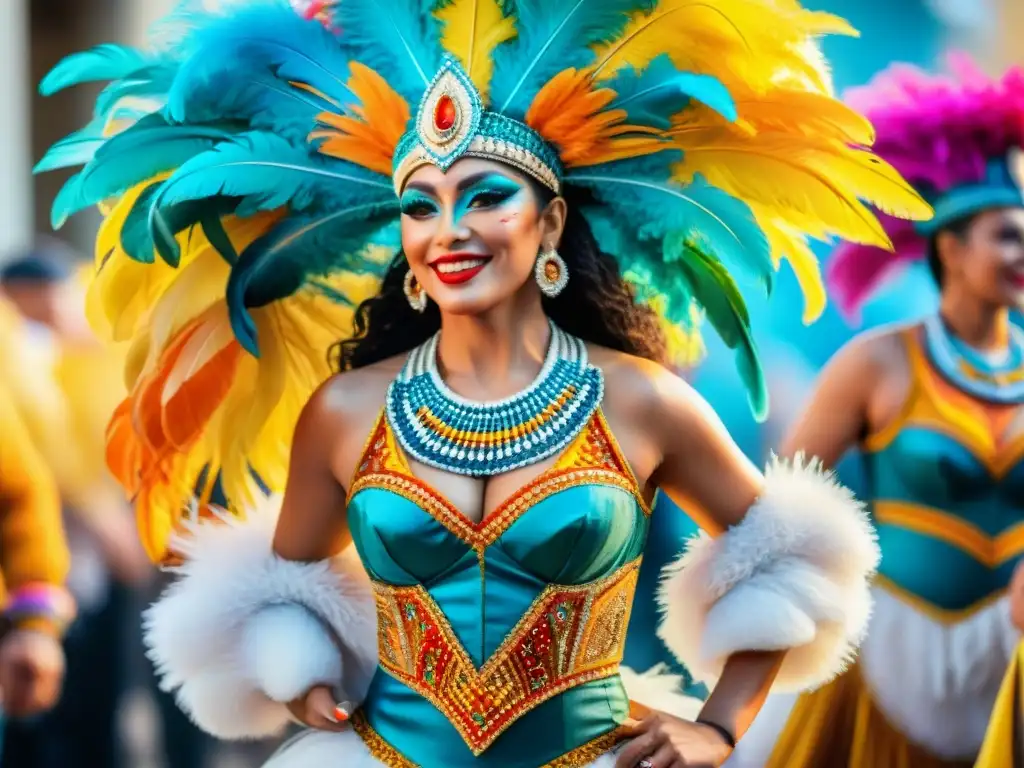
334,702,351,722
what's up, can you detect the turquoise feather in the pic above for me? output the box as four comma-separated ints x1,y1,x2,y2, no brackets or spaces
94,64,175,118
39,44,149,96
166,3,359,122
118,179,238,266
148,196,242,267
490,0,653,115
675,245,767,420
570,163,773,294
34,118,107,174
226,204,398,354
50,173,82,230
151,132,392,220
332,0,442,103
57,115,238,221
120,181,162,263
169,73,335,145
608,55,736,129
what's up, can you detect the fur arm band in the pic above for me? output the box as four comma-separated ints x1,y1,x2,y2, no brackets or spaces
656,455,879,692
143,497,378,739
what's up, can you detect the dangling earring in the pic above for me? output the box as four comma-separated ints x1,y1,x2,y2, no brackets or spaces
535,247,568,298
404,269,427,313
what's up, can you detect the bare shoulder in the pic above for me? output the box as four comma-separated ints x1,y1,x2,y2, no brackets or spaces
586,344,706,430
312,355,406,419
833,320,917,374
295,354,408,464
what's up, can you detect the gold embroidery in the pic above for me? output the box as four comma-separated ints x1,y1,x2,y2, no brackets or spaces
351,709,621,767
349,409,649,552
351,711,416,767
372,559,640,755
543,730,621,767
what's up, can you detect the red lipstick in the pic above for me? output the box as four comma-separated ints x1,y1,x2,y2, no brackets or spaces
429,252,491,286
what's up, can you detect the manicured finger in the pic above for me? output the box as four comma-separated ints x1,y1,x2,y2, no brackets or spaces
334,699,353,722
615,729,660,768
306,686,345,732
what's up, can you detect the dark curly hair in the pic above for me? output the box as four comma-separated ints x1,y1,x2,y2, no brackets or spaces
333,186,668,372
925,212,978,288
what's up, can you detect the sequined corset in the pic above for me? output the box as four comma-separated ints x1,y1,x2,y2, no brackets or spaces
863,329,1024,619
346,409,650,767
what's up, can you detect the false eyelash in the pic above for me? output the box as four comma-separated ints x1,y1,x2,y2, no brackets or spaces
466,187,518,208
400,191,439,216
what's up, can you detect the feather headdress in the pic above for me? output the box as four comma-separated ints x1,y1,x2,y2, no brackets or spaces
828,54,1024,317
39,0,929,563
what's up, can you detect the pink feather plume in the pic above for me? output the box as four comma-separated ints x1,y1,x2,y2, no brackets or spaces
828,53,1024,315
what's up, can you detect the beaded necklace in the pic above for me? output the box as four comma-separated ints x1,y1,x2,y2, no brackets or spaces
923,313,1024,404
386,323,604,477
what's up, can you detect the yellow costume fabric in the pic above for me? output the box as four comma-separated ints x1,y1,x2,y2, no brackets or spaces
974,641,1024,768
0,381,70,609
766,663,973,768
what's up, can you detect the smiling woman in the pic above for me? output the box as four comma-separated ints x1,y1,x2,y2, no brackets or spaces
36,1,928,767
732,56,1024,768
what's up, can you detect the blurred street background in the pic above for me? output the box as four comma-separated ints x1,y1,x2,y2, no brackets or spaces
0,1,1021,766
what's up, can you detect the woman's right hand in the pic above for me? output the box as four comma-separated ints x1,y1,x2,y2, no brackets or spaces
286,685,352,732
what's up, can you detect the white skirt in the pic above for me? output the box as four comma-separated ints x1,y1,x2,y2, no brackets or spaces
264,728,628,767
726,584,1019,767
261,665,702,768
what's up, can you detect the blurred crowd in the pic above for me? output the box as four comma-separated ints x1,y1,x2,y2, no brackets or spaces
0,239,287,768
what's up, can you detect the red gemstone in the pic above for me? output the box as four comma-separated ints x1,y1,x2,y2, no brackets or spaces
434,95,457,132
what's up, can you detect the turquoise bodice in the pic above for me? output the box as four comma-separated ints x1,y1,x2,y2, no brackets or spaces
623,492,708,698
863,329,1024,616
346,410,650,767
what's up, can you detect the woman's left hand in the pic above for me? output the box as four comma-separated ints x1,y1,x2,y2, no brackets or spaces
614,712,733,768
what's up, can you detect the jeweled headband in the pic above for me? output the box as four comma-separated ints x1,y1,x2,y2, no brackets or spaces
392,57,564,194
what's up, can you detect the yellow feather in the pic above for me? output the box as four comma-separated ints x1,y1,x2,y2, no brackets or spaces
753,210,826,323
730,88,876,145
123,326,151,389
591,0,855,94
435,0,516,102
212,273,378,509
672,132,931,247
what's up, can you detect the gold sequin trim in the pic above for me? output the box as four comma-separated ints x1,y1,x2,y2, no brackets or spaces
350,711,415,768
349,409,650,551
350,710,621,767
372,559,640,755
543,729,622,767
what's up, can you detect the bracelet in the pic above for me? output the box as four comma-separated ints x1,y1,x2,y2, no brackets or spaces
3,583,77,637
695,718,737,749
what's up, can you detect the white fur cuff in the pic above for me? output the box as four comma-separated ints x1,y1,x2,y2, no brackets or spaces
656,454,880,692
143,497,378,739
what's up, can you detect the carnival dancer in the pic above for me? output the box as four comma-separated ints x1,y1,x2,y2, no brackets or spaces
729,56,1024,768
38,0,931,765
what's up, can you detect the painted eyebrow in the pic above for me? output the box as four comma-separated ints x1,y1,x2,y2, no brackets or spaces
405,171,517,197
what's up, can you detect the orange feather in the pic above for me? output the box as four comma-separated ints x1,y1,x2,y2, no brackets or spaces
526,68,664,167
312,63,411,175
133,320,201,454
105,397,141,494
161,339,243,450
